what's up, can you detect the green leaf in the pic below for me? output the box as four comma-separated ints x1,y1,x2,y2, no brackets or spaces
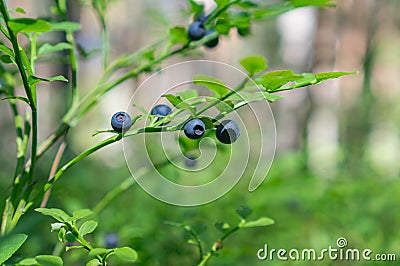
88,248,108,257
215,0,230,7
188,0,204,16
263,92,283,102
315,71,358,83
10,7,26,14
0,44,14,57
241,217,275,228
169,26,189,45
273,71,357,92
0,54,14,64
38,43,72,56
86,259,101,266
65,245,84,251
79,220,98,236
8,18,51,33
163,94,182,106
50,21,81,32
199,116,215,129
1,96,30,105
177,89,198,100
35,208,70,222
114,247,138,262
193,75,229,97
187,239,198,245
236,205,252,219
215,18,232,35
0,234,28,264
256,70,303,91
28,75,68,86
35,255,63,266
215,100,234,113
57,227,66,242
215,222,230,233
240,55,267,75
70,209,93,221
235,1,258,8
162,94,191,110
290,0,335,7
16,258,38,265
252,6,292,20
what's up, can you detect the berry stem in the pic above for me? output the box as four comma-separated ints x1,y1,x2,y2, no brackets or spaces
30,134,122,206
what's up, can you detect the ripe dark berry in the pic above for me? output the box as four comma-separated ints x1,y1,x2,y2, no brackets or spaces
104,233,119,248
150,104,172,123
204,30,219,48
111,111,132,133
185,156,197,167
188,21,206,41
216,120,240,144
184,118,206,139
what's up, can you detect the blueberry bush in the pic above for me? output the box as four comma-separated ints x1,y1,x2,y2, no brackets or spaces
0,0,357,265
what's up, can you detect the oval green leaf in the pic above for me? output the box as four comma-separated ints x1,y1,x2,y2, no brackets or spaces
35,208,70,222
241,217,275,228
88,248,109,258
86,259,101,266
35,255,63,266
79,220,98,236
114,247,138,262
0,233,28,264
240,55,267,76
8,18,51,33
193,75,229,97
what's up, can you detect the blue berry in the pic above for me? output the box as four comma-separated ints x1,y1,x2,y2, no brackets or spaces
104,233,118,248
204,30,219,48
150,104,172,123
216,120,240,144
111,111,132,133
188,21,206,41
184,118,205,139
185,156,197,167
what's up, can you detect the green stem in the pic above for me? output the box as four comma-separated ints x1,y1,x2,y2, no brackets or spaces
186,227,203,263
31,134,122,204
198,221,243,266
92,176,136,214
0,1,34,106
66,31,79,105
0,1,38,186
29,24,218,171
101,23,108,69
198,252,212,266
196,77,250,116
11,112,31,204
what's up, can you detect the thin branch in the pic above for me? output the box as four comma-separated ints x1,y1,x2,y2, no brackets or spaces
40,139,68,207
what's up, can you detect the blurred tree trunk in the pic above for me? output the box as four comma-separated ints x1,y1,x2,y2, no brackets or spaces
336,0,378,174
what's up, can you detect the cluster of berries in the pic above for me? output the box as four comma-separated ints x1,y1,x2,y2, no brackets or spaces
110,104,240,144
187,13,219,48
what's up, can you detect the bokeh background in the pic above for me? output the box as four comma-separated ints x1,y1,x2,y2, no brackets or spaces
0,0,399,265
